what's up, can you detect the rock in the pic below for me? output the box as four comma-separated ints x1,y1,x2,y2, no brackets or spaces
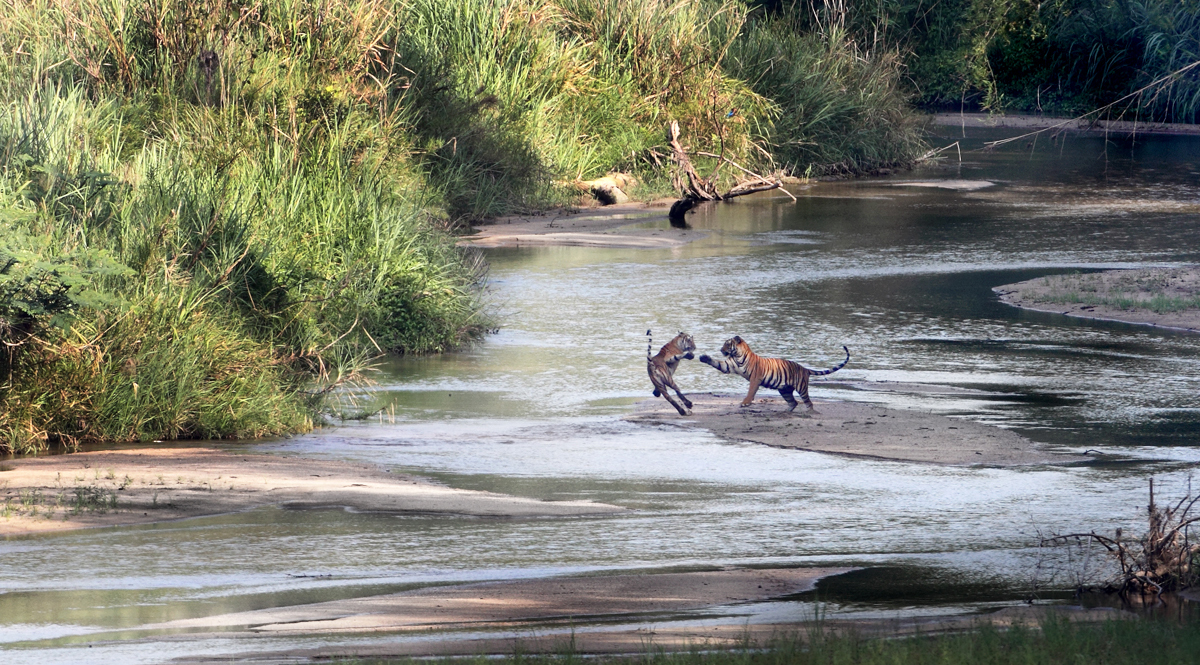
580,173,636,205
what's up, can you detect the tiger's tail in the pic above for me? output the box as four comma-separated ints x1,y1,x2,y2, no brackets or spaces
809,346,850,376
646,329,653,359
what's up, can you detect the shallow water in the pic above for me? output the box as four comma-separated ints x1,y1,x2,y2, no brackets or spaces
3,129,1199,662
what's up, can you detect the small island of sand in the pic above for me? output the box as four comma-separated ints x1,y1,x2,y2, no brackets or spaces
994,267,1200,333
629,393,1083,466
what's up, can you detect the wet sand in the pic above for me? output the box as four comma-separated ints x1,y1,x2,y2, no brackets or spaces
995,267,1200,333
458,201,703,249
0,447,623,535
629,393,1083,466
158,565,1123,663
147,567,846,634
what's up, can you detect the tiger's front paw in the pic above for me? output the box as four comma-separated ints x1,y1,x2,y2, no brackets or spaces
683,352,695,360
699,354,712,364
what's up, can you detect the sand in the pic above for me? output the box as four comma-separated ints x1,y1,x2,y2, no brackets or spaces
994,267,1200,333
153,566,1125,663
144,567,848,634
458,201,704,249
0,447,623,535
629,393,1082,466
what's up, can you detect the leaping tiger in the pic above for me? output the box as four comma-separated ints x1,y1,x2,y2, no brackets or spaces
646,330,697,416
699,336,849,414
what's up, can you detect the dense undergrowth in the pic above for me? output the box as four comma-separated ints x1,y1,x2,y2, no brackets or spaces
0,0,927,453
766,0,1200,122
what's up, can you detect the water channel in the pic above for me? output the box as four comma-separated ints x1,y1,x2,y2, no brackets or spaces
2,128,1199,663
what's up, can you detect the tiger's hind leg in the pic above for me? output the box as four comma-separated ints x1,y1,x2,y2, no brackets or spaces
659,387,691,416
796,384,819,415
669,378,693,410
779,388,799,412
651,373,691,416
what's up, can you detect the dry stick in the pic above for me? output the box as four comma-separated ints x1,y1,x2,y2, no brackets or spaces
915,141,961,163
696,151,797,202
983,58,1200,149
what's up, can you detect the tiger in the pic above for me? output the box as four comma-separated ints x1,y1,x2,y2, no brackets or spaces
646,330,697,416
699,336,849,414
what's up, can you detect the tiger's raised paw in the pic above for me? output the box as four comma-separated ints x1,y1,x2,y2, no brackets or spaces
683,352,695,360
699,354,712,364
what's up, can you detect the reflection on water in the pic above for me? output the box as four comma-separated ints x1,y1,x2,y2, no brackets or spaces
2,129,1199,661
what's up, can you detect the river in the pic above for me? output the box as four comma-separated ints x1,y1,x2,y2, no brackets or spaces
2,128,1198,663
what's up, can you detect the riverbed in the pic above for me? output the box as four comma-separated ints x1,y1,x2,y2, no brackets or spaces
2,128,1199,663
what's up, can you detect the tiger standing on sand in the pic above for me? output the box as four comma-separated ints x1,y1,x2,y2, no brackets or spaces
699,336,849,414
646,330,697,416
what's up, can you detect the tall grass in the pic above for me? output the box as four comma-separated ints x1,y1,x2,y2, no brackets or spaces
0,0,928,453
728,16,925,175
814,0,1200,122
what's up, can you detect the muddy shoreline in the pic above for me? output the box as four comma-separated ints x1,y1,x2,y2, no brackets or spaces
458,201,703,249
630,393,1084,466
994,267,1200,333
0,447,623,536
96,566,1124,663
930,112,1200,136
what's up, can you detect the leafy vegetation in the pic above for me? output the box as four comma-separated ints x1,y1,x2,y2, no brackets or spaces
789,0,1200,122
0,0,928,453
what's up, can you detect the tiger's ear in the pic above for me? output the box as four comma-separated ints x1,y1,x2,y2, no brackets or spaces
732,335,743,343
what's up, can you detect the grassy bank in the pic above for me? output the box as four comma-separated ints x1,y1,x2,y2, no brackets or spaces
802,0,1200,122
0,0,926,453
337,615,1200,664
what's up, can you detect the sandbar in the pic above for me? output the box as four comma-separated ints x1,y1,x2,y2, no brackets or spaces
0,447,623,535
628,393,1082,466
145,566,847,635
994,267,1200,333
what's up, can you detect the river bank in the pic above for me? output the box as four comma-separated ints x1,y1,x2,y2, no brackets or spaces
994,267,1200,333
0,448,622,536
91,566,1126,662
930,113,1200,137
460,201,700,249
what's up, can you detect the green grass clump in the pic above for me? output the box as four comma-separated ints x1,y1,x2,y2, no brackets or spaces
728,17,926,176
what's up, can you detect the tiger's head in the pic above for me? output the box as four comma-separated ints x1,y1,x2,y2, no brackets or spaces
672,332,697,354
720,335,750,361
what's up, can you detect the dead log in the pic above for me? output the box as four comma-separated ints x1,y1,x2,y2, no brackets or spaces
1042,478,1200,600
665,121,790,224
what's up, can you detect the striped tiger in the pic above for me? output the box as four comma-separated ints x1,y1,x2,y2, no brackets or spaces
699,336,849,413
647,330,697,416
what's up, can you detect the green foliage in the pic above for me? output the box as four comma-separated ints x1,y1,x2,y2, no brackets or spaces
728,17,925,175
0,226,131,329
820,0,1200,122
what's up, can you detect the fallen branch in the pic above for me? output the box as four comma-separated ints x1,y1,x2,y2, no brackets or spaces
1042,478,1200,601
983,59,1200,149
666,121,792,223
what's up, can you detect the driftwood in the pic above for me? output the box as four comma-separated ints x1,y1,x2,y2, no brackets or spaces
665,121,792,224
1043,478,1200,602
